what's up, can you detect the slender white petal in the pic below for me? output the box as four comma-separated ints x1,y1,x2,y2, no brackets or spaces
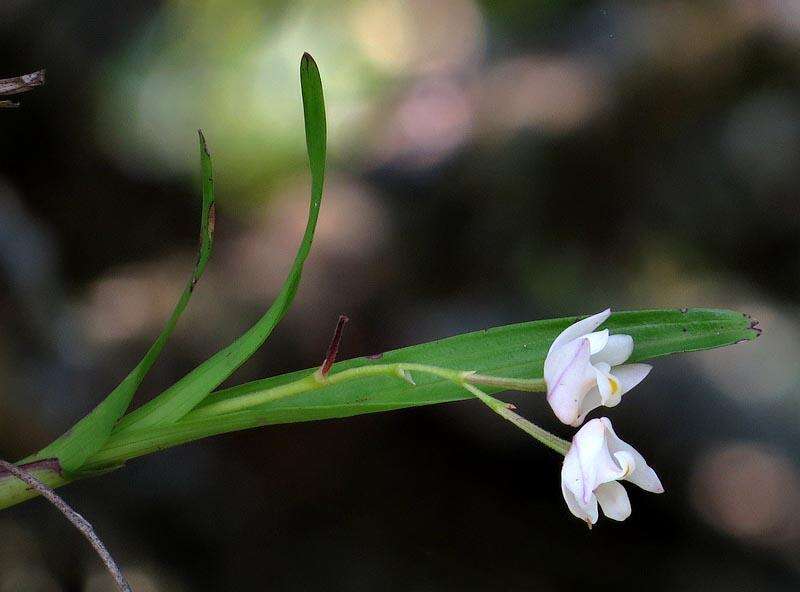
591,334,633,366
595,481,632,521
548,309,611,354
544,338,596,426
600,418,664,493
613,363,652,395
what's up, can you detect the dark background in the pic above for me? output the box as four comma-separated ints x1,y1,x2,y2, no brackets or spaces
2,1,799,590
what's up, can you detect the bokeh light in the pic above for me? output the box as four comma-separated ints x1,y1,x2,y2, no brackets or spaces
691,442,800,545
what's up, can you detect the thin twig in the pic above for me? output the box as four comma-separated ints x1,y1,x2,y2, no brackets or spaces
0,459,132,592
0,70,46,95
0,69,45,108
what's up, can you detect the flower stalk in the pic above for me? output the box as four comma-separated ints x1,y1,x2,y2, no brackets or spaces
461,383,569,455
187,362,526,419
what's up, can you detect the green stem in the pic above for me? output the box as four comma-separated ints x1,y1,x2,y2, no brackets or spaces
187,363,470,419
189,359,563,455
462,383,569,455
467,374,546,392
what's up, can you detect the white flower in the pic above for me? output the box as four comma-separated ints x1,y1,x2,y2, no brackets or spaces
561,417,663,526
543,309,652,426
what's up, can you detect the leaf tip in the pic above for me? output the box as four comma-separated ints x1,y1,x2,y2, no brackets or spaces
744,312,762,338
198,129,209,155
300,53,320,80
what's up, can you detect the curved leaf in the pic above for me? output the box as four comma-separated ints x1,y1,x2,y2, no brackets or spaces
24,131,216,472
113,53,327,431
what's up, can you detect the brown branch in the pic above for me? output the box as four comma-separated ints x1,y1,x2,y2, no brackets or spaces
0,460,132,592
0,69,45,108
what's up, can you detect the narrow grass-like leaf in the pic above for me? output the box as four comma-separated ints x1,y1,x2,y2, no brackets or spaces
23,132,216,472
114,53,327,431
84,308,759,469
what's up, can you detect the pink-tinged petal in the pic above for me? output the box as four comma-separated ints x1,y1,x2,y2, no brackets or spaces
548,309,612,354
572,419,625,502
545,338,596,426
600,418,664,494
595,481,632,521
613,363,652,395
591,334,633,366
561,448,588,518
562,449,601,526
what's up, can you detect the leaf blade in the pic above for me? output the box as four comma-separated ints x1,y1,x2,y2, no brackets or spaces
86,308,758,469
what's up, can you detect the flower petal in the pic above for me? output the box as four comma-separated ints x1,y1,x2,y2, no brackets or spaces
561,441,585,501
600,418,664,493
584,330,610,355
574,387,603,426
595,481,632,521
613,363,652,395
572,419,626,501
591,334,633,366
561,451,600,525
561,481,592,522
593,363,616,404
545,338,596,426
548,309,611,354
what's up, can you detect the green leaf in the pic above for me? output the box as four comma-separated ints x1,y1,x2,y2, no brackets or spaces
84,308,758,469
113,53,327,432
24,131,216,473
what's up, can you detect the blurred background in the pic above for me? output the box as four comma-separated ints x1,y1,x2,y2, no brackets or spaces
1,0,799,590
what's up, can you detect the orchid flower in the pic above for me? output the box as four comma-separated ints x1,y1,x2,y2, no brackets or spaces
543,309,651,426
561,417,663,526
